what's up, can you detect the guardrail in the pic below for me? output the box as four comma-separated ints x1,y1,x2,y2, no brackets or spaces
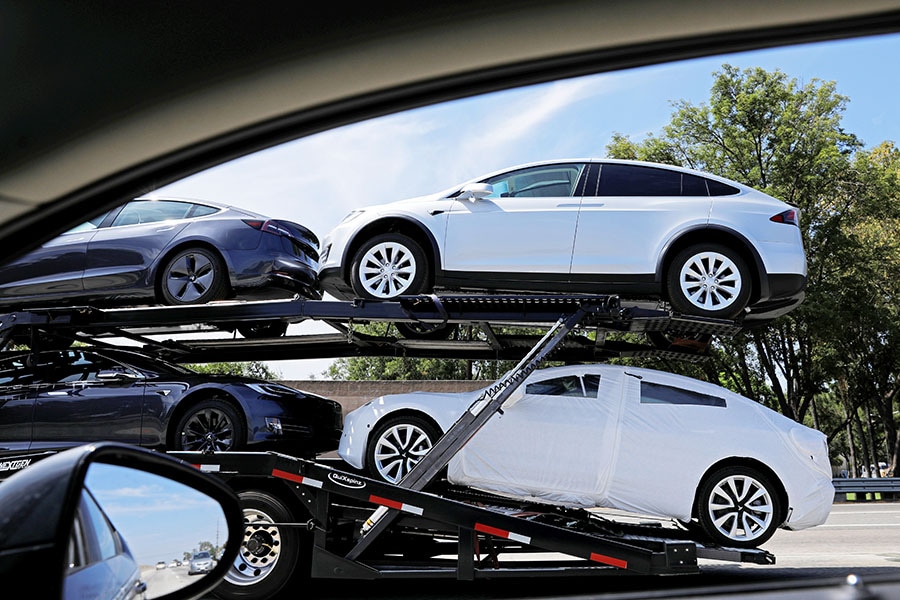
832,477,900,501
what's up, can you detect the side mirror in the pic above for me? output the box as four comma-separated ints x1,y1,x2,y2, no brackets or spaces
457,183,493,201
0,442,243,600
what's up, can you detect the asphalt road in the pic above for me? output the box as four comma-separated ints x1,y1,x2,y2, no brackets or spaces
202,501,900,600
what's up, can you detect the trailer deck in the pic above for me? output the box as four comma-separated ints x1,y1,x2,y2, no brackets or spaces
0,293,775,600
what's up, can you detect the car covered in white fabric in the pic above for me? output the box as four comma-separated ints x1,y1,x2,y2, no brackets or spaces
338,363,834,548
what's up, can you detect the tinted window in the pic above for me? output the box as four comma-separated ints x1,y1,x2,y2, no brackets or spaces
35,350,120,384
597,164,682,196
100,350,194,376
681,173,709,196
0,355,35,386
526,375,585,397
640,381,726,407
484,164,583,198
707,179,740,196
583,374,601,397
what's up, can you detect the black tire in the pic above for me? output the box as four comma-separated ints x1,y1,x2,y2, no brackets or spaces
366,414,441,484
350,233,429,300
173,398,246,452
695,465,783,548
238,320,289,339
160,246,229,305
666,243,751,319
212,490,309,600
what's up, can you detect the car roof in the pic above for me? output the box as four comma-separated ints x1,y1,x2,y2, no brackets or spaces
528,362,735,392
458,158,755,189
132,195,265,217
3,2,900,263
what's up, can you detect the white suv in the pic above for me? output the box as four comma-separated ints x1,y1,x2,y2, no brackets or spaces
319,159,806,324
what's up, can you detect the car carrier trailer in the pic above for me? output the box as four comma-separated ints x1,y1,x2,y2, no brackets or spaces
0,293,741,363
0,294,774,600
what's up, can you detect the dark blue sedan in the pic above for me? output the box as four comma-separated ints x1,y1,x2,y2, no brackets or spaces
0,347,343,458
0,196,321,313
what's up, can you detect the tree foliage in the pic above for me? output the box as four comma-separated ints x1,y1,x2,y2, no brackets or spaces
188,361,279,380
608,65,899,475
325,323,527,381
329,65,900,476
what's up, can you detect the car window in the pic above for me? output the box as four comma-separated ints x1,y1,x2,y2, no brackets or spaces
111,199,216,227
594,163,730,197
64,211,112,234
706,179,740,196
35,350,120,384
582,374,601,397
0,355,35,386
73,489,121,566
526,375,585,397
640,380,726,407
99,350,193,376
483,164,583,198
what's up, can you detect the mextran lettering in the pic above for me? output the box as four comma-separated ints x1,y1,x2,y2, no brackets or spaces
0,459,32,472
478,361,539,402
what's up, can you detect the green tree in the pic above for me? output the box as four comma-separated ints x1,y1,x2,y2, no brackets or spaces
327,65,900,474
188,361,279,380
608,65,900,474
812,142,900,475
325,323,545,381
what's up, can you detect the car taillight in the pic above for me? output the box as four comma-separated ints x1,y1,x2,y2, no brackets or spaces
770,209,799,226
243,219,292,236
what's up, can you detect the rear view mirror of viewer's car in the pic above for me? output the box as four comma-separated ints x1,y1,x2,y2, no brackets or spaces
0,442,244,600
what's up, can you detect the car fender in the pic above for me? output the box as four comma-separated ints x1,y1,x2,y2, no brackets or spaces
338,390,479,470
655,223,765,291
340,213,445,279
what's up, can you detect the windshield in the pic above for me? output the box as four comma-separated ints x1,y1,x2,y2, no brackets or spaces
3,7,900,600
148,30,900,590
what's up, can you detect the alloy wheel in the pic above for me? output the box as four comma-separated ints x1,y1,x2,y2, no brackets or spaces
373,422,435,483
705,473,775,545
357,241,418,298
678,250,743,313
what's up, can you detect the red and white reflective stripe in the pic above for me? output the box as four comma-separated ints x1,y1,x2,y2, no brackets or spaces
589,552,628,569
272,468,323,488
193,464,220,472
369,495,424,516
474,523,531,545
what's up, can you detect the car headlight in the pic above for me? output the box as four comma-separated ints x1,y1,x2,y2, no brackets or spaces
246,382,299,396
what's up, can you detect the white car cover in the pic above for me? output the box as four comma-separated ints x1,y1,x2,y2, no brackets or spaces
448,366,833,527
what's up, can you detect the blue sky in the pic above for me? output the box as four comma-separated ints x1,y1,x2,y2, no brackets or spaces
86,462,227,566
158,32,900,380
